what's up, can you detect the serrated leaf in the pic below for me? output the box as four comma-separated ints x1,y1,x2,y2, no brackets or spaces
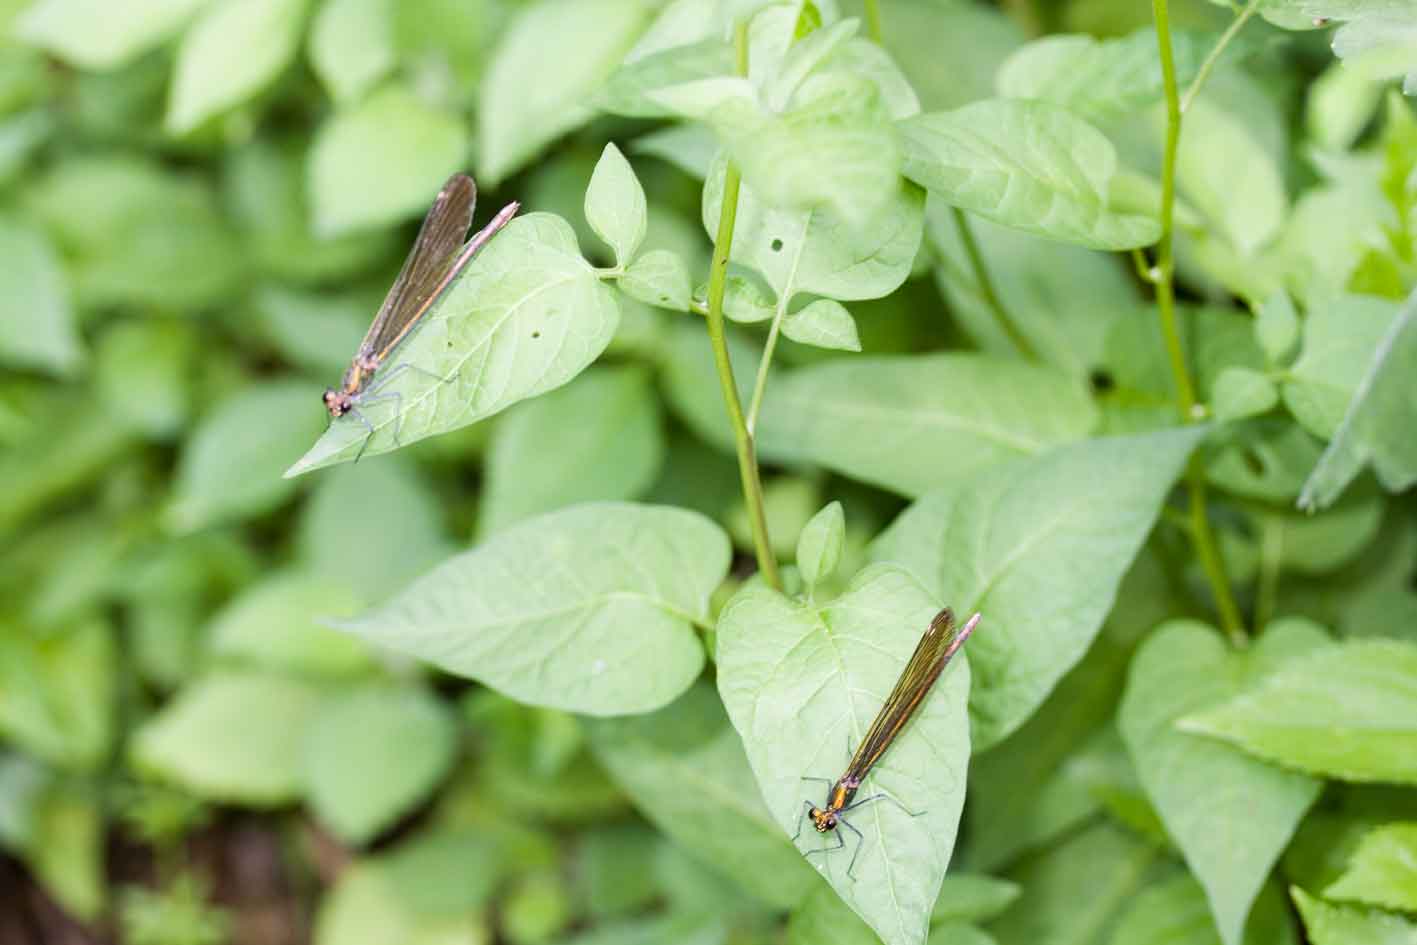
587,681,821,910
782,299,860,352
585,143,648,264
1291,886,1417,945
15,0,208,69
132,672,325,805
170,381,325,531
717,566,971,945
339,503,727,715
307,85,469,236
0,217,80,376
1121,620,1327,945
166,0,308,134
1299,289,1417,509
702,152,924,305
1325,823,1417,912
307,0,395,104
796,500,844,588
304,685,457,845
287,213,619,475
873,427,1203,748
620,249,691,311
479,0,653,184
1213,367,1279,421
996,28,1211,123
1180,638,1417,784
480,366,664,535
757,353,1098,498
900,99,1160,251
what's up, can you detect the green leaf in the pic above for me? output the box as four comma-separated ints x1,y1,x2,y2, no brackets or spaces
1291,886,1417,945
308,0,395,104
166,0,308,134
988,822,1158,945
1325,823,1417,912
1213,367,1279,421
717,566,971,945
1106,874,1297,945
304,685,458,845
478,0,653,184
787,884,879,945
932,874,1020,924
15,0,208,69
619,249,692,311
873,427,1203,748
314,856,487,945
1298,289,1417,509
93,319,196,439
580,824,662,918
287,212,619,474
1121,619,1327,945
307,84,469,236
597,38,736,119
340,503,727,715
585,142,648,265
587,681,822,910
480,366,664,536
1307,59,1386,152
782,299,861,352
659,322,764,454
206,570,374,677
996,28,1210,124
0,620,115,771
757,353,1098,499
702,152,925,305
900,99,1160,251
0,217,80,376
1284,294,1399,440
297,456,452,603
1180,638,1417,784
132,672,325,805
169,380,326,532
26,780,105,921
1257,291,1300,366
1325,8,1417,91
795,500,844,589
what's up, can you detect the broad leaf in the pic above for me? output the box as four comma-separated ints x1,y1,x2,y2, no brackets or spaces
131,672,325,805
0,619,115,772
338,503,727,715
782,299,861,352
585,142,648,265
1299,289,1417,509
1283,294,1399,440
307,84,469,236
314,853,487,945
1325,822,1417,912
1106,875,1297,945
166,0,308,134
757,353,1098,498
1180,638,1417,784
899,99,1160,250
307,0,394,104
15,0,208,69
479,0,653,183
587,682,822,910
1121,619,1327,945
1212,368,1279,422
479,366,664,536
717,566,971,945
1291,886,1417,945
619,249,691,311
205,570,374,677
0,217,80,376
303,684,458,845
873,427,1203,747
287,212,619,474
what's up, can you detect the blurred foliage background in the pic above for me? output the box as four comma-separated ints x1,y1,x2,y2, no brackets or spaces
0,0,1409,944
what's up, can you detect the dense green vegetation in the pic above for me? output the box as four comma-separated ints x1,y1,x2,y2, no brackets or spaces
2,0,1416,944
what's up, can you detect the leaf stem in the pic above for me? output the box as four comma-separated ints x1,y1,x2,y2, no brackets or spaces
952,207,1037,360
1180,0,1260,115
747,298,786,434
864,0,884,43
705,21,781,591
1153,0,1245,645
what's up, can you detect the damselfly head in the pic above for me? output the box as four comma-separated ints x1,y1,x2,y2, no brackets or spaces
323,388,351,417
810,807,837,832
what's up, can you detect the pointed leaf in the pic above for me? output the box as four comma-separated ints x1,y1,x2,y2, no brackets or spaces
15,0,209,69
1291,886,1417,945
782,299,861,352
620,248,692,311
585,142,648,264
307,0,396,104
1325,823,1417,912
796,500,845,588
0,217,80,376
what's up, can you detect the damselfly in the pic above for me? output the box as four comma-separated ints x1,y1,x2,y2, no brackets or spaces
323,173,519,457
793,607,980,877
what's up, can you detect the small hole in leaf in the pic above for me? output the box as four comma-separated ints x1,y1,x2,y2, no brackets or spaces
770,238,783,251
1242,449,1266,476
532,331,541,339
1089,368,1115,393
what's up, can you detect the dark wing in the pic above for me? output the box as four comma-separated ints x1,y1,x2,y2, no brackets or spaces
359,173,477,359
842,608,977,782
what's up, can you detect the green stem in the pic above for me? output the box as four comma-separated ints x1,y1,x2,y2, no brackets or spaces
1153,0,1245,645
952,207,1036,360
1180,0,1260,115
705,22,781,591
747,298,786,434
1255,513,1284,632
863,0,883,43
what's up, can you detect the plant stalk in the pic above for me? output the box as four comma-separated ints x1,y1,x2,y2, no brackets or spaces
705,21,781,591
952,207,1036,360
